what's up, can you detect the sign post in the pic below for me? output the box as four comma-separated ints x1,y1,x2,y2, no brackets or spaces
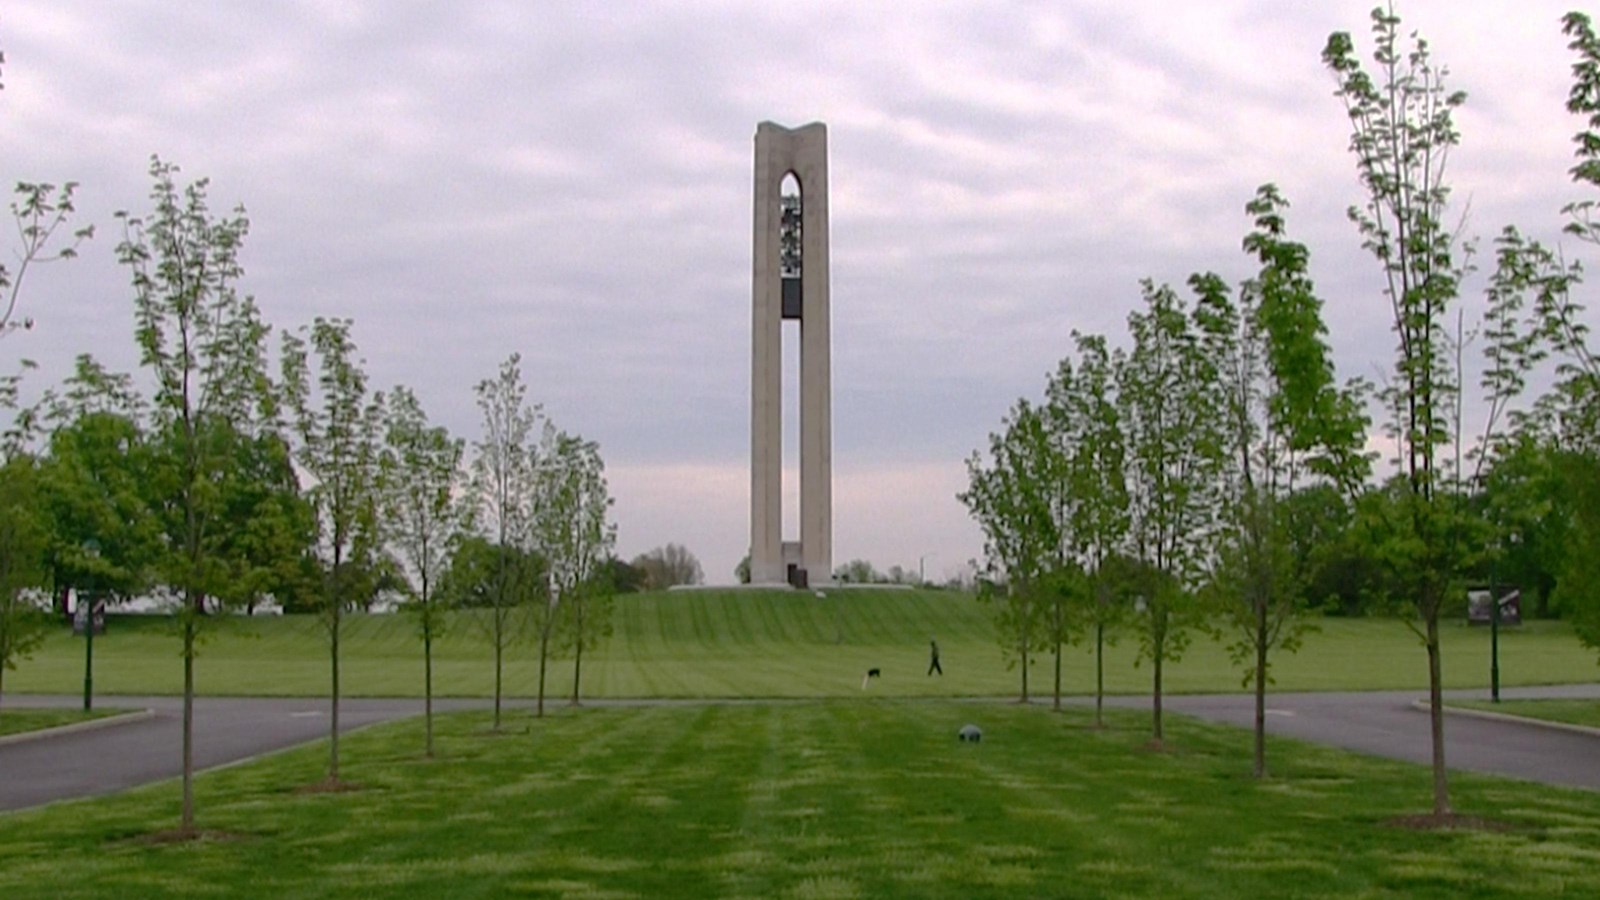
1468,584,1521,703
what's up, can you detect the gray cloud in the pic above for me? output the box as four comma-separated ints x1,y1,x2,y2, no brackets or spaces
2,0,1594,581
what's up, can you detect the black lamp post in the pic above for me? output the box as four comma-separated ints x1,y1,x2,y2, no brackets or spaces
82,538,100,712
1484,554,1497,701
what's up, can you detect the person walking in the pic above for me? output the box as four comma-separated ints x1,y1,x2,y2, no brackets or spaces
928,636,942,676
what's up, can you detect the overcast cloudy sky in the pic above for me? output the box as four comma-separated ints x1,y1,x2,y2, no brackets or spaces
2,1,1594,583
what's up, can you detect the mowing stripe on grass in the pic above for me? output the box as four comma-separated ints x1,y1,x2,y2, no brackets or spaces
5,702,1600,896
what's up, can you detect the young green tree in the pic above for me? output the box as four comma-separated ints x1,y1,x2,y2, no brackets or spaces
604,556,646,594
1077,335,1131,728
440,535,507,606
281,316,384,786
1563,11,1600,252
1543,12,1600,457
536,429,615,711
1557,456,1600,646
1,182,94,342
1213,185,1371,778
1460,228,1576,640
1545,12,1600,652
631,543,703,590
1325,4,1444,812
115,157,272,832
1037,358,1080,712
212,425,312,617
1044,331,1130,723
0,157,94,628
1117,278,1228,744
960,399,1056,702
0,455,48,709
1472,433,1565,616
38,410,157,609
1325,6,1487,817
32,356,157,621
470,354,540,730
0,360,37,460
380,385,466,757
1014,355,1102,712
0,42,93,344
833,558,885,584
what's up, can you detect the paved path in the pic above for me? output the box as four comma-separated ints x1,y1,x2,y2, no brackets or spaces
1109,684,1600,792
4,686,1598,812
0,695,476,812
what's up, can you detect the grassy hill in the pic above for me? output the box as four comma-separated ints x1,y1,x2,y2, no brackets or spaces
7,587,1597,698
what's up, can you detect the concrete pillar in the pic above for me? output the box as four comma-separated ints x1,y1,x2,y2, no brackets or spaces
750,121,831,586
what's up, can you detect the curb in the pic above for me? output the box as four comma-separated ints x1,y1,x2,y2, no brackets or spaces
1417,699,1600,738
0,709,157,747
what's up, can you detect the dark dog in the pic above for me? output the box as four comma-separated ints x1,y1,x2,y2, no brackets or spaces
861,668,881,690
867,668,880,678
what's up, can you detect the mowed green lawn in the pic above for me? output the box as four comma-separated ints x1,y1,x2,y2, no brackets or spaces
7,588,1598,698
1453,699,1600,729
4,701,1600,898
0,707,126,738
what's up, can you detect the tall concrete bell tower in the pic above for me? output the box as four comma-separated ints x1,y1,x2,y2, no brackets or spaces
750,121,831,587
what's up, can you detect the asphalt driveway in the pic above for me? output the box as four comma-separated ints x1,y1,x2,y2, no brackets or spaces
1117,683,1600,791
0,695,470,812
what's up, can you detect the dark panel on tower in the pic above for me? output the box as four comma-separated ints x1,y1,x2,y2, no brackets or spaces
782,276,802,319
780,190,802,319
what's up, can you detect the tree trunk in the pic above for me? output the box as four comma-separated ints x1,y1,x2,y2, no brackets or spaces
1152,641,1165,744
492,625,503,731
329,603,341,783
571,628,583,707
1019,640,1029,703
181,616,195,832
424,621,434,758
492,543,507,732
1049,602,1062,707
1052,636,1062,711
1253,603,1268,779
1426,610,1450,816
537,621,551,719
1094,622,1105,729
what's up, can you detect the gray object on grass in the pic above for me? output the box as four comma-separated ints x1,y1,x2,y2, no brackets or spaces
958,724,982,743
